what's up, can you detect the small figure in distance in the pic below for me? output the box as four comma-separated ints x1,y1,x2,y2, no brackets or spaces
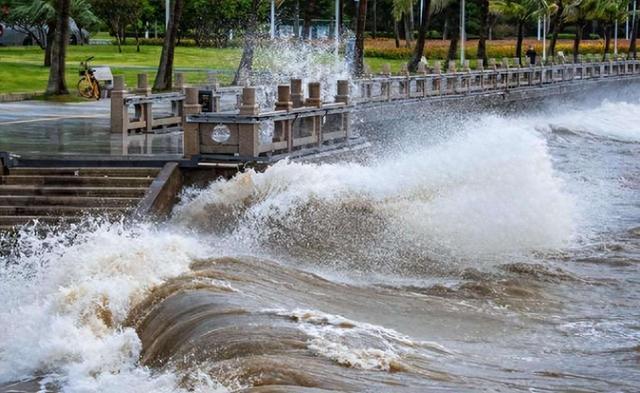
526,45,537,66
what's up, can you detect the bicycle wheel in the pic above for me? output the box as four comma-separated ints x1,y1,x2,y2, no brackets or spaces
77,77,94,98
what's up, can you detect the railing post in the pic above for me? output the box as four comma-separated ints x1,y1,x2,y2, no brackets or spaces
335,80,350,104
275,84,293,151
335,79,351,139
174,72,185,91
304,82,323,146
291,79,304,108
110,75,127,134
136,73,153,133
306,82,322,107
183,87,202,159
238,86,261,158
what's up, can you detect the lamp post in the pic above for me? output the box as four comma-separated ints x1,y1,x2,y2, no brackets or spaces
460,0,465,64
270,0,275,39
165,0,169,28
335,0,340,54
537,17,541,41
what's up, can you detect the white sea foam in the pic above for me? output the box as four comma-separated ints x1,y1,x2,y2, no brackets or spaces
175,114,576,260
538,99,640,142
0,220,226,392
266,308,446,371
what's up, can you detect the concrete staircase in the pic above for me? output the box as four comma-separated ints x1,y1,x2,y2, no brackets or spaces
0,167,160,232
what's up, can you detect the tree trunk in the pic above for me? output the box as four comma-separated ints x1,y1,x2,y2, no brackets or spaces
603,24,611,61
403,13,412,47
44,22,56,67
354,0,368,75
115,26,122,53
476,0,489,64
630,0,639,58
46,0,70,96
573,23,582,63
516,21,524,62
408,0,432,72
446,4,459,61
394,21,400,48
548,1,564,58
372,0,377,38
233,0,260,85
303,0,315,39
154,0,185,91
135,25,140,53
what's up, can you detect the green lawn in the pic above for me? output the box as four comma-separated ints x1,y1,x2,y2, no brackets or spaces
0,43,412,96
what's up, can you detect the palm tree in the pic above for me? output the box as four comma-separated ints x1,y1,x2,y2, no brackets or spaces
355,0,369,74
490,0,544,62
594,0,628,59
563,0,599,62
46,0,70,95
408,0,433,71
547,0,564,58
477,0,490,64
629,0,639,58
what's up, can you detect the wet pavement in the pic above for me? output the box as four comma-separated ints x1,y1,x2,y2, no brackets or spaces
0,99,183,158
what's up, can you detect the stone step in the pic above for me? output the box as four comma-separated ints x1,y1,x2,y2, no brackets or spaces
8,167,160,178
0,215,82,227
0,206,131,216
0,185,148,197
0,175,154,187
0,195,140,207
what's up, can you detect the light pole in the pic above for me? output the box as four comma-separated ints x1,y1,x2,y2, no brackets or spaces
165,0,170,29
537,18,541,41
335,0,340,54
460,0,465,64
270,0,275,39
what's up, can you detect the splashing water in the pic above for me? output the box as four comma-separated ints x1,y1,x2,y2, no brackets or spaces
251,39,352,104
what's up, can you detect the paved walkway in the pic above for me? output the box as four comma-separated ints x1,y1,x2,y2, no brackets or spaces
0,99,182,157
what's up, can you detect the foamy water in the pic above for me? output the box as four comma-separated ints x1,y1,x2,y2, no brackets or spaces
2,95,640,392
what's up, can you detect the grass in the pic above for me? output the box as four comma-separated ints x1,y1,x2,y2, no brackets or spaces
0,44,242,95
0,37,629,96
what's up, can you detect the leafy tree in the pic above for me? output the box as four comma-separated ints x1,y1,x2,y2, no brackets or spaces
629,0,639,58
91,0,142,52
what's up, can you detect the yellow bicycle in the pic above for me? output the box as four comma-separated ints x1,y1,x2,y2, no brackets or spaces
77,56,101,100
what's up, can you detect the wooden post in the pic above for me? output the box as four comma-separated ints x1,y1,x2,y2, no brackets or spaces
110,75,127,134
275,84,293,150
183,87,202,158
290,78,303,108
238,86,260,157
